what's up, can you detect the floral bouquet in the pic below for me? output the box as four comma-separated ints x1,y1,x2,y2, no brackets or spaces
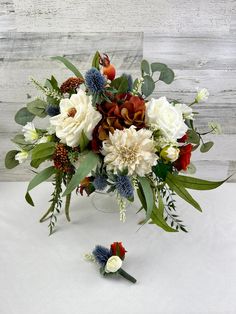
5,51,226,235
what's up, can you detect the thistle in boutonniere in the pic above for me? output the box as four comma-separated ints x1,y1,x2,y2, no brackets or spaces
85,242,136,284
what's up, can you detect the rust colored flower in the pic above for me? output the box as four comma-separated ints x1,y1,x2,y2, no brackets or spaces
96,95,146,141
60,77,84,94
53,143,74,173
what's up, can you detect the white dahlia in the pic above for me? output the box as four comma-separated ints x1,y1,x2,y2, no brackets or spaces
50,90,102,147
102,126,158,176
145,97,188,141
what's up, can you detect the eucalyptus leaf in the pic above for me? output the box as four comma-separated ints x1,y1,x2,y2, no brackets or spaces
187,129,200,145
141,75,155,97
15,107,35,126
51,56,84,79
79,131,89,152
151,62,167,73
5,150,20,169
159,68,175,84
27,99,47,118
141,59,150,76
200,141,214,153
11,134,34,151
110,77,128,93
63,151,99,196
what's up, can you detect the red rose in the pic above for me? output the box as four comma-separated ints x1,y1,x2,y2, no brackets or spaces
178,133,188,143
110,242,127,260
174,144,192,171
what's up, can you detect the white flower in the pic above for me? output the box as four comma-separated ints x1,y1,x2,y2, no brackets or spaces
50,90,102,147
102,126,158,176
15,150,28,164
22,122,39,143
105,256,122,273
145,97,188,141
195,88,209,103
175,103,194,120
160,145,180,162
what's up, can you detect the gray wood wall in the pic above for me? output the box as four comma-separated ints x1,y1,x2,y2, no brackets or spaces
0,0,236,181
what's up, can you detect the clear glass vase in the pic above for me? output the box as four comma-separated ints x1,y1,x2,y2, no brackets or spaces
91,191,119,214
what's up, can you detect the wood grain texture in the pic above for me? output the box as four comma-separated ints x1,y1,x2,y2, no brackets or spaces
11,0,234,34
0,0,16,31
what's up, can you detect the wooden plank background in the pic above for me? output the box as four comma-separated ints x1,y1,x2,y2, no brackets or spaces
0,0,236,181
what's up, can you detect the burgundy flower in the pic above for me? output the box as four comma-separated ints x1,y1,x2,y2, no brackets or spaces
110,242,127,260
174,144,192,171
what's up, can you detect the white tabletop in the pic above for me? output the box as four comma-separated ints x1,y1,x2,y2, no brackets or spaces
0,182,236,314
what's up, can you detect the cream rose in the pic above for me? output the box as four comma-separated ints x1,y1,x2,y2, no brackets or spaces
145,97,188,141
50,90,102,147
105,256,122,273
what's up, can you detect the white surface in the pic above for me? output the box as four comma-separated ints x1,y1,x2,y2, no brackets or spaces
0,182,236,314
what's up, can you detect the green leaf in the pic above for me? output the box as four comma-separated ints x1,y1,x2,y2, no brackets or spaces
30,156,49,169
11,134,34,151
79,131,89,152
138,176,154,221
165,173,202,211
200,141,214,153
186,163,196,175
152,160,173,181
141,75,155,97
92,51,100,70
141,59,150,76
151,62,167,73
63,151,99,196
31,142,55,160
52,56,84,79
187,129,200,145
25,166,56,206
15,107,35,125
27,99,47,118
167,172,227,191
159,68,175,84
5,150,20,169
110,77,128,93
151,204,177,232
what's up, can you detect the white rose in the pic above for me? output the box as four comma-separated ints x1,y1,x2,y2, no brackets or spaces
22,122,39,143
15,150,28,164
195,88,209,103
105,256,122,273
160,145,179,162
50,90,102,147
175,103,194,120
145,97,188,141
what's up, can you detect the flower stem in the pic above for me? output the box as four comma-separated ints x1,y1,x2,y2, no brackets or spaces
65,173,72,222
118,268,137,284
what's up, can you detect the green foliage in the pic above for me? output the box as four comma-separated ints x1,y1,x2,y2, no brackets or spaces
27,99,47,118
51,56,84,79
141,75,155,97
152,160,173,181
92,51,100,70
15,107,35,125
25,166,57,206
159,68,175,84
200,141,214,153
110,76,128,93
167,173,227,191
138,176,154,221
63,151,99,196
46,75,60,91
187,129,200,145
79,131,90,152
141,59,150,76
151,62,167,73
5,150,20,169
11,134,34,151
165,173,202,212
151,204,177,232
31,142,56,161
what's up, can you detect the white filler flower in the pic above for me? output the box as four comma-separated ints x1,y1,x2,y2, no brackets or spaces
145,97,188,141
50,90,102,147
105,256,122,273
102,126,158,176
175,103,194,120
15,150,28,164
195,88,209,103
22,122,39,143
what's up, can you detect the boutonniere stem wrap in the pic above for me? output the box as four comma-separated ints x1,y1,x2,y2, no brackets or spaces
85,242,136,284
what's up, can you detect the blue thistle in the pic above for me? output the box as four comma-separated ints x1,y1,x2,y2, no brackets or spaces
92,245,112,267
115,175,134,199
93,176,107,191
122,73,133,92
46,104,60,117
85,68,105,93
